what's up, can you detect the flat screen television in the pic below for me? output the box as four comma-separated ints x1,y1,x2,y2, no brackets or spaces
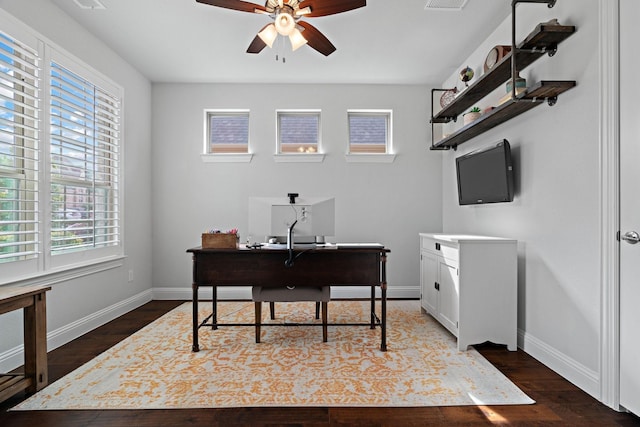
456,140,514,205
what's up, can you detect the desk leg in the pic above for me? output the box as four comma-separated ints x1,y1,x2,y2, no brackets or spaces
212,286,218,330
23,292,48,392
381,283,387,352
380,252,388,352
192,283,199,352
370,285,376,329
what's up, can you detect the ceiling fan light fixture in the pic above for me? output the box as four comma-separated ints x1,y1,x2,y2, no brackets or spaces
295,6,311,16
197,0,362,57
258,23,278,48
274,11,295,35
289,27,308,51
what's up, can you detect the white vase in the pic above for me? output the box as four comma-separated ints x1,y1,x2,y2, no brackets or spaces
463,112,481,125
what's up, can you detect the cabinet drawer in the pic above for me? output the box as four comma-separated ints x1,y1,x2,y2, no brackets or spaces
421,237,438,252
421,237,459,262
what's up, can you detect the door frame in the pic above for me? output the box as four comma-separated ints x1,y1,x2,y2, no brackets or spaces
599,0,620,411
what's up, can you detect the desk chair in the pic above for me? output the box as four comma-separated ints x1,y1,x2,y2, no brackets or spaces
252,286,330,343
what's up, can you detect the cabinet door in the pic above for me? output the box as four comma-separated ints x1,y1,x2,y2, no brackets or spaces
420,251,438,315
437,257,459,335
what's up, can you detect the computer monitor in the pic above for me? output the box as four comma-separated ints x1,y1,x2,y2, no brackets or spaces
248,196,335,244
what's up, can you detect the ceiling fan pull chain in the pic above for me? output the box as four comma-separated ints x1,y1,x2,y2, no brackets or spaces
281,36,286,62
275,35,285,63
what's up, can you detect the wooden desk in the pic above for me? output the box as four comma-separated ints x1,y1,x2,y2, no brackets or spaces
187,246,389,351
0,285,50,403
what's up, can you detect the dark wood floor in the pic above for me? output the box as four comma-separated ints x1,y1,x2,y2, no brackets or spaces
1,300,639,426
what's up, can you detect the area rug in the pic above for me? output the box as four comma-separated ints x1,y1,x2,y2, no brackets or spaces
12,300,534,409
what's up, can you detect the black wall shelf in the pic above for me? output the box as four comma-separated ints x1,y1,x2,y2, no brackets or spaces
433,81,576,149
430,3,576,151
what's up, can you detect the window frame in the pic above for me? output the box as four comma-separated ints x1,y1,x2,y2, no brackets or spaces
201,109,252,163
346,109,395,163
43,46,124,268
274,109,324,163
0,13,124,284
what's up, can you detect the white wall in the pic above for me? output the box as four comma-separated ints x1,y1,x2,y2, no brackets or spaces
151,83,442,297
439,0,602,397
0,0,153,369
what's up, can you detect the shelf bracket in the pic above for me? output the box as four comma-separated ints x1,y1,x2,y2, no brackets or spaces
429,88,457,150
526,96,558,106
517,46,557,56
511,0,557,101
512,0,556,7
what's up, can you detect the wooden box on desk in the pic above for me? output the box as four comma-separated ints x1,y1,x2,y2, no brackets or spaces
201,233,239,249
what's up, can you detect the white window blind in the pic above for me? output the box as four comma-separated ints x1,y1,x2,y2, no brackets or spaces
277,111,320,153
348,110,391,154
206,110,249,154
0,32,40,263
49,62,120,254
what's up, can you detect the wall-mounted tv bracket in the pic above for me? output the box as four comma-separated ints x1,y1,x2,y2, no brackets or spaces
511,0,558,106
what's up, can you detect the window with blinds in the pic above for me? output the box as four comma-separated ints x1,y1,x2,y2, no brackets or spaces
277,111,320,154
206,110,249,154
50,62,120,254
0,32,40,263
348,110,392,154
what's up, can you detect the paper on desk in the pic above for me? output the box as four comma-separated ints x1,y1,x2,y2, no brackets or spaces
335,243,384,248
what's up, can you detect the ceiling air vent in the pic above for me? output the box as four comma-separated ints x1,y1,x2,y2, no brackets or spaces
424,0,468,10
73,0,106,10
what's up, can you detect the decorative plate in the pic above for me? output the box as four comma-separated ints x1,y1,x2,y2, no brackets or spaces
440,88,458,108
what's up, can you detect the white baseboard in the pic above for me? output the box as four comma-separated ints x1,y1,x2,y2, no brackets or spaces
152,285,420,301
0,289,153,373
519,328,600,400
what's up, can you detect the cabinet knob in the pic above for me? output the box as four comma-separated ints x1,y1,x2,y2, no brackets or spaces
434,281,440,291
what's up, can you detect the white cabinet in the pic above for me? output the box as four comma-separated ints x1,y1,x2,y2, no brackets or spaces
420,233,518,351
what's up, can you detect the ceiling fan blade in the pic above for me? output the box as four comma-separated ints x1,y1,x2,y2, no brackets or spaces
246,26,269,53
298,0,366,17
196,0,266,14
297,21,336,56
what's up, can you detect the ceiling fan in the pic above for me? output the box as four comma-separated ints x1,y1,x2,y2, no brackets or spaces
196,0,366,56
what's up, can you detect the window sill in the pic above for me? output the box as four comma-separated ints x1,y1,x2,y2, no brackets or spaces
273,153,325,163
0,255,125,288
345,153,396,163
201,153,253,163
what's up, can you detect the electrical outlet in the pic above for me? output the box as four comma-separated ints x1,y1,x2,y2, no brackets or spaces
128,270,134,282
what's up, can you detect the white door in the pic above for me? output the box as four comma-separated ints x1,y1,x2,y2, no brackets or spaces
619,0,640,416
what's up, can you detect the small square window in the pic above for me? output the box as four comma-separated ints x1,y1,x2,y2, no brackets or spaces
348,110,392,154
277,111,320,154
206,110,249,154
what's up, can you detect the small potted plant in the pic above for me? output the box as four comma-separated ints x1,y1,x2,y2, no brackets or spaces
463,107,482,125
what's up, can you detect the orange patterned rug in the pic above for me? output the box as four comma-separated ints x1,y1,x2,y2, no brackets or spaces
13,300,534,409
